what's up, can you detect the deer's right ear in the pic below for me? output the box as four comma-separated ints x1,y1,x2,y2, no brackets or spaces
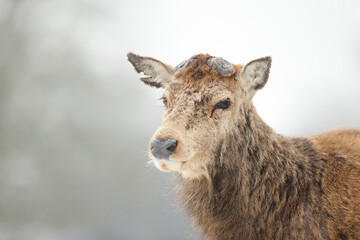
127,52,174,88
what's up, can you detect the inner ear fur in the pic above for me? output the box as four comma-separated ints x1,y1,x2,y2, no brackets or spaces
127,52,174,88
240,56,272,92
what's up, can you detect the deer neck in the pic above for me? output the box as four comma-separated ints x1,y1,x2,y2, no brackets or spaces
177,105,323,238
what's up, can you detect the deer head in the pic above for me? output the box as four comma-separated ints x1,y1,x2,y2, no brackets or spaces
128,52,271,179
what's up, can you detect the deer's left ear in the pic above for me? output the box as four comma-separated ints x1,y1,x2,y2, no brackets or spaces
240,56,272,92
127,52,174,88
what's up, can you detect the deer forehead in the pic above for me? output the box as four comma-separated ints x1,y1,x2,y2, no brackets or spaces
166,81,235,106
166,54,238,102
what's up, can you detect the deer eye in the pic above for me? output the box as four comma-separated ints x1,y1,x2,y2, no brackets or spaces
211,98,230,117
160,97,168,108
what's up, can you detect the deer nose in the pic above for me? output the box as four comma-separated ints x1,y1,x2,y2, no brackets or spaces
151,139,178,160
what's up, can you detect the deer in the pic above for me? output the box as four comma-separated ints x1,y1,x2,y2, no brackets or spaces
127,52,360,240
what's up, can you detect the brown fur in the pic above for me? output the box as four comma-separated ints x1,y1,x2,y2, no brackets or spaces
128,53,360,239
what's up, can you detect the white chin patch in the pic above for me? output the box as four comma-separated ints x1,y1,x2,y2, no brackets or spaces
153,159,182,172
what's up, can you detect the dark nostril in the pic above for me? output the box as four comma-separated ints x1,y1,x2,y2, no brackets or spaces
166,141,178,153
151,138,178,160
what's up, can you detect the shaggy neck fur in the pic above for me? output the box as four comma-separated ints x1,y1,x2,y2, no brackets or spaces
177,104,327,240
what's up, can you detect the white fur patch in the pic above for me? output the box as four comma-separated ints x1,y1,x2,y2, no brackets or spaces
244,61,268,87
151,158,206,179
152,158,182,172
241,56,271,91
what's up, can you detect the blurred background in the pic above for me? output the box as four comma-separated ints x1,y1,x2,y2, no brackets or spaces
0,0,359,239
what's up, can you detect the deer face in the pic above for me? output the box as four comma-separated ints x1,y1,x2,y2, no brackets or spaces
128,53,271,179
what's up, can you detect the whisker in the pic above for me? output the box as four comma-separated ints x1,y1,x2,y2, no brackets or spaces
146,159,156,173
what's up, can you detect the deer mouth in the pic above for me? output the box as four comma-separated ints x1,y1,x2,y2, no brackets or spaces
152,158,183,172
